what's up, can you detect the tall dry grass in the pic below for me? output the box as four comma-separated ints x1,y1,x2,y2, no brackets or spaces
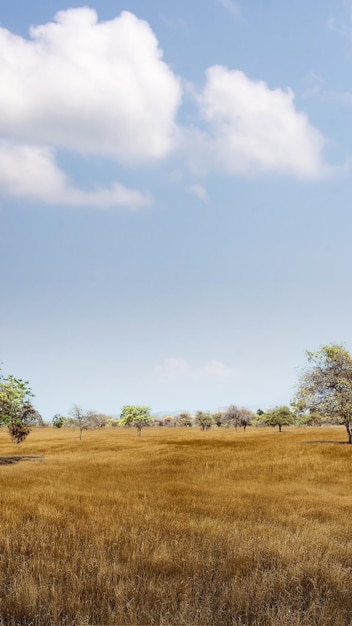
0,425,351,625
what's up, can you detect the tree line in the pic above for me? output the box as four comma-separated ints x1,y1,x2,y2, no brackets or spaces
1,344,352,443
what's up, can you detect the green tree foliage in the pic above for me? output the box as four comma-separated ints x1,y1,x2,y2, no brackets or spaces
120,405,153,436
0,372,38,443
195,411,213,431
297,410,325,427
212,411,224,427
52,413,66,428
294,344,352,443
255,405,295,432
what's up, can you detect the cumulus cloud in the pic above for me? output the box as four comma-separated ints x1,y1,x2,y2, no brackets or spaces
0,10,181,161
189,65,327,179
0,8,181,163
0,8,182,208
155,358,239,382
0,8,331,209
0,142,151,209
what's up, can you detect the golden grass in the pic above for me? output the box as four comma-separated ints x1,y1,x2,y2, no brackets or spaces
0,426,351,625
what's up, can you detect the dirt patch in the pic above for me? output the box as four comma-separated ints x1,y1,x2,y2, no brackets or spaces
0,456,44,465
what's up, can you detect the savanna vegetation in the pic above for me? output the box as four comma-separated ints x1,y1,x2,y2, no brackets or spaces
1,343,352,624
0,426,352,625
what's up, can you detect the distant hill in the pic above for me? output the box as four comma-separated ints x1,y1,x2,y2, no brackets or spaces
152,407,230,418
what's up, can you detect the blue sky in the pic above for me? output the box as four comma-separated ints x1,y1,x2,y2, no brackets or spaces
1,0,352,419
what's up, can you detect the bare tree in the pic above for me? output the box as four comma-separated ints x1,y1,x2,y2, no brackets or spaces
223,405,254,431
69,405,90,440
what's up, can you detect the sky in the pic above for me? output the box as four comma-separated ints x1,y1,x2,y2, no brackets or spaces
1,0,352,419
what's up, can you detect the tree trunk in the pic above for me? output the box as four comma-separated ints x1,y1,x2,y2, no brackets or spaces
278,424,282,432
344,420,352,444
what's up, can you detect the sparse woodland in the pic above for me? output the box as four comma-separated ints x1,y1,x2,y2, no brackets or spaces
0,427,351,625
0,345,352,624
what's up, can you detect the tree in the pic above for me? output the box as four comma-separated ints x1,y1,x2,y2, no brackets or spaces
223,405,254,431
84,411,111,429
162,415,176,427
297,409,325,427
238,407,254,431
212,411,224,427
0,373,38,443
255,405,295,432
176,412,193,427
294,344,352,443
120,405,153,436
69,405,91,440
195,411,213,431
52,413,66,428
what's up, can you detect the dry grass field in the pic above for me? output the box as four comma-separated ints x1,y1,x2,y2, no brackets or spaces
0,425,351,625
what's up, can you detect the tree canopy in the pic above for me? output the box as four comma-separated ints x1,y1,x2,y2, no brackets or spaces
294,344,352,443
0,372,38,443
223,405,254,430
255,405,295,432
176,412,193,427
120,405,153,436
195,411,213,430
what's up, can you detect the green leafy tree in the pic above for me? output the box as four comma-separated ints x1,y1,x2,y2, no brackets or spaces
195,411,213,431
294,344,352,443
52,413,66,428
255,405,295,432
297,409,325,427
120,405,153,436
212,411,224,427
0,373,38,443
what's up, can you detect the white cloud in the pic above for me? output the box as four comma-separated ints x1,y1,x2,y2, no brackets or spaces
155,358,239,382
201,360,239,378
0,8,181,163
0,142,151,209
189,65,327,179
216,0,241,19
187,183,208,200
0,8,332,210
